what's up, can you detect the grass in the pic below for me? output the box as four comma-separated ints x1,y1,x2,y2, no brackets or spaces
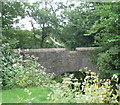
2,87,51,103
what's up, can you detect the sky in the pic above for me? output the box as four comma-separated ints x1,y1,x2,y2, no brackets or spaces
13,0,79,30
14,0,119,30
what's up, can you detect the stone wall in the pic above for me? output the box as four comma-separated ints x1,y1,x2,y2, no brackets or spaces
21,47,99,75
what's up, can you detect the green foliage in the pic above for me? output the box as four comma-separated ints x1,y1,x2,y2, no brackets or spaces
48,69,119,103
60,3,95,50
1,43,54,89
1,43,19,88
1,1,96,49
2,29,32,49
97,45,120,78
89,2,120,46
12,54,54,88
1,1,120,103
24,1,59,48
2,2,25,29
88,2,120,78
14,29,39,49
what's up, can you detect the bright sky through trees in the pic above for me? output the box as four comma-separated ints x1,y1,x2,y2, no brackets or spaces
13,0,80,30
13,0,119,30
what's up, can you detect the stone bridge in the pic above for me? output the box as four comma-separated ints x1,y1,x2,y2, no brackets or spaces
21,47,99,75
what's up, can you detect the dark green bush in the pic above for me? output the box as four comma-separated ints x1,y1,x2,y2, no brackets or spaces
97,45,120,79
1,43,19,88
1,43,54,89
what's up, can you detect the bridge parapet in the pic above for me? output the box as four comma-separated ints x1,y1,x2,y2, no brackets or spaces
21,47,99,75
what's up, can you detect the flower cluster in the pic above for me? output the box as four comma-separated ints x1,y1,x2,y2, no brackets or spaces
48,68,119,103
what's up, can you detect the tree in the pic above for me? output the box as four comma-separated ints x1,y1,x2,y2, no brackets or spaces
2,2,25,29
1,2,25,47
88,2,120,78
24,1,59,48
60,2,96,50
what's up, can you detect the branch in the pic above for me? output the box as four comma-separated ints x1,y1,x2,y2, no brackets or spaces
49,37,64,47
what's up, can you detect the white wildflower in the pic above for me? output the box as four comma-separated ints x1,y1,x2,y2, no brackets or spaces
112,74,118,79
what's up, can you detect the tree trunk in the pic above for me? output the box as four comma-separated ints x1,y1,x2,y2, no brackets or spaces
31,21,37,47
26,11,37,47
40,35,44,48
40,24,46,48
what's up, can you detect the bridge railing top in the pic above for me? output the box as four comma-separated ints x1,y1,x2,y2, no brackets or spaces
19,47,100,53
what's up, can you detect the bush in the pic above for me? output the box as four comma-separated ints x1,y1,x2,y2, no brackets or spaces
12,54,55,88
47,69,119,103
1,43,19,88
1,43,55,89
97,45,120,79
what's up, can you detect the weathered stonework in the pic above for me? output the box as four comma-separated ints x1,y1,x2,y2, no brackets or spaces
21,47,99,75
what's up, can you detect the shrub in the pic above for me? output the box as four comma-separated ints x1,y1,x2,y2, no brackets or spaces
47,69,119,103
13,53,55,88
1,43,55,89
1,43,19,88
97,45,120,79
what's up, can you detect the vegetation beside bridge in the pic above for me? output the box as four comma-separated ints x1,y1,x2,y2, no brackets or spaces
1,0,120,103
